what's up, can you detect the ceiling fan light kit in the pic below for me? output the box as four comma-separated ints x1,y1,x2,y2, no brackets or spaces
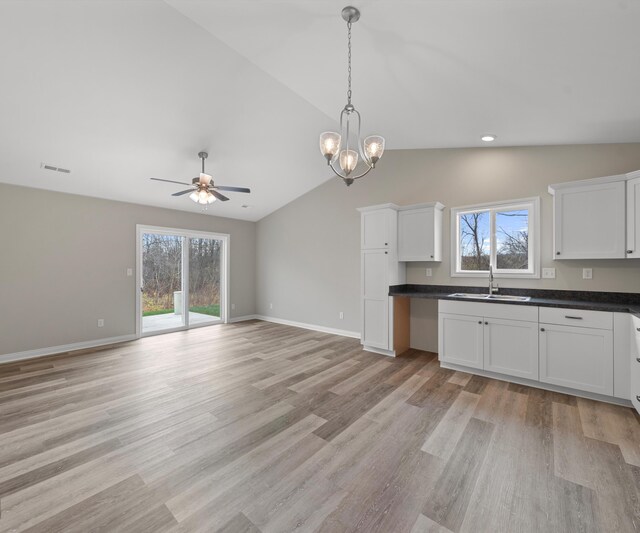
319,6,385,186
150,151,250,207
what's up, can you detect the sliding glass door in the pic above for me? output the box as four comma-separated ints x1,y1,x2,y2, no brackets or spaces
141,232,185,334
138,227,228,336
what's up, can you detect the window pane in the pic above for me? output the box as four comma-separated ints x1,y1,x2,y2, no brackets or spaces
459,211,490,271
496,209,529,270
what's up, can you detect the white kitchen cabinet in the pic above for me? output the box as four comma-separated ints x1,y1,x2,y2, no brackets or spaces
631,315,640,414
627,176,640,258
439,313,484,369
539,323,613,396
397,203,444,262
484,318,539,380
439,300,538,378
360,205,396,250
358,205,406,355
549,179,626,259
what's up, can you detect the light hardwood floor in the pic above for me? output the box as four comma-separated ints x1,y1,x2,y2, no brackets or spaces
1,320,639,532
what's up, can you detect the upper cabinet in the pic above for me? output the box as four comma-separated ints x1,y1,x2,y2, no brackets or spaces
627,175,640,258
360,205,397,250
549,171,639,260
397,203,445,262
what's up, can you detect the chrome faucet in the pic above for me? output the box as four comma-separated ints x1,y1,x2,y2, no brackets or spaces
488,264,498,294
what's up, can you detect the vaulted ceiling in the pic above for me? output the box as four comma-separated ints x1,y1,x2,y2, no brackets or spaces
1,0,639,221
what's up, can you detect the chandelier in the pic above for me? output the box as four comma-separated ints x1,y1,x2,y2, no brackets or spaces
319,6,385,186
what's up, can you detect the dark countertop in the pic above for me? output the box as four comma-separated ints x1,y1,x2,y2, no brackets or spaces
389,284,640,318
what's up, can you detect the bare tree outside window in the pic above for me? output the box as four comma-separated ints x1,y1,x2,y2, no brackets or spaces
457,207,531,273
459,211,490,270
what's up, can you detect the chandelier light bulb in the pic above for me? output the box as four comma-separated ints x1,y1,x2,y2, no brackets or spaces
339,149,359,175
319,132,341,162
364,135,385,166
189,191,199,203
206,192,216,204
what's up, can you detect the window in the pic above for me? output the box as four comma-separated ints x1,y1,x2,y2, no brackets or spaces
451,197,540,278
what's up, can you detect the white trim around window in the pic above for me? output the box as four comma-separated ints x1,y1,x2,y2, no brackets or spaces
450,197,541,279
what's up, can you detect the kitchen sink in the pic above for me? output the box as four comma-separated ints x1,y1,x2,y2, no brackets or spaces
449,293,531,302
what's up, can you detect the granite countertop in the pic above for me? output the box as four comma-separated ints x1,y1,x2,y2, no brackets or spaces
389,284,640,318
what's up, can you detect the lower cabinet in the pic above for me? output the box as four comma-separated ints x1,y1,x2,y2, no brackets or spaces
439,310,538,378
439,313,484,369
438,300,621,399
484,318,539,380
631,315,640,412
538,307,615,396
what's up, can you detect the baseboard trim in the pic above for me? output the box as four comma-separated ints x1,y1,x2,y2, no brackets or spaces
229,315,259,323
362,345,397,357
254,315,360,339
0,334,138,365
439,361,633,408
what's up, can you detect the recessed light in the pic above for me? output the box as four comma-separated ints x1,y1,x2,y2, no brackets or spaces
481,134,497,142
241,204,251,209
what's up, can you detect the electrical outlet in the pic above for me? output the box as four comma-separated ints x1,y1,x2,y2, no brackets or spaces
126,268,133,277
542,268,556,279
425,268,433,277
582,268,593,280
339,311,344,320
269,303,273,310
97,319,104,328
231,303,236,310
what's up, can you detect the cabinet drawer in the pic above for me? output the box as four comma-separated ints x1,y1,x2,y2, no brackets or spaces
539,307,612,330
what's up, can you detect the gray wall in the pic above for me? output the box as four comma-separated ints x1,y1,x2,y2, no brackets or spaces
0,183,256,356
257,143,640,351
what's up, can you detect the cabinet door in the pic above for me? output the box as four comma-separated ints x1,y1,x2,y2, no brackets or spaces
398,208,435,261
539,324,613,395
554,181,626,259
438,313,484,369
361,250,389,349
627,178,640,258
631,316,640,414
483,318,539,380
361,210,390,250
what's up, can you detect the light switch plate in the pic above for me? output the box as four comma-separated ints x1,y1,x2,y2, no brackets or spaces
583,268,593,280
542,268,556,279
425,268,433,277
97,319,104,328
126,268,133,277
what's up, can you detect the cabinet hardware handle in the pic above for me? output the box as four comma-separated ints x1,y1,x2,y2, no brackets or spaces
385,242,388,246
484,321,489,325
636,358,640,363
556,251,561,255
637,328,640,332
636,395,640,403
430,255,434,258
385,251,388,255
628,250,634,254
478,321,482,324
564,316,583,320
540,328,545,332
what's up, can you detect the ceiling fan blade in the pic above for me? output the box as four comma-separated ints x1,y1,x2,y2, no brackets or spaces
210,189,230,202
150,177,192,186
214,185,251,193
172,189,195,196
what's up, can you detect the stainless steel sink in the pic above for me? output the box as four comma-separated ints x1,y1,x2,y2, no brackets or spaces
486,294,531,302
448,293,490,299
449,293,531,302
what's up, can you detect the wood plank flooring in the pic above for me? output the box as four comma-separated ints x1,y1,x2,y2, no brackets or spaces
1,320,639,532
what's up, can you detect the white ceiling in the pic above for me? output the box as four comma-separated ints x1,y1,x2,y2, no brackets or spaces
1,0,639,221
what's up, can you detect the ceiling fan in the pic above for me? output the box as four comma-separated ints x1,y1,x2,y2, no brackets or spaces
150,151,250,205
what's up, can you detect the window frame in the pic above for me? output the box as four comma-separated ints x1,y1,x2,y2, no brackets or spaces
450,197,540,279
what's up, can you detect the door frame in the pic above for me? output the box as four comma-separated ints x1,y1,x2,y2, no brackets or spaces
136,224,230,338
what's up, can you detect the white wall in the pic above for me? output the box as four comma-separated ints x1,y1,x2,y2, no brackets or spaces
0,183,256,357
257,143,640,350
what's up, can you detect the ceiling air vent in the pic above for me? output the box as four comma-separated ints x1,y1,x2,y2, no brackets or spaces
41,163,70,174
